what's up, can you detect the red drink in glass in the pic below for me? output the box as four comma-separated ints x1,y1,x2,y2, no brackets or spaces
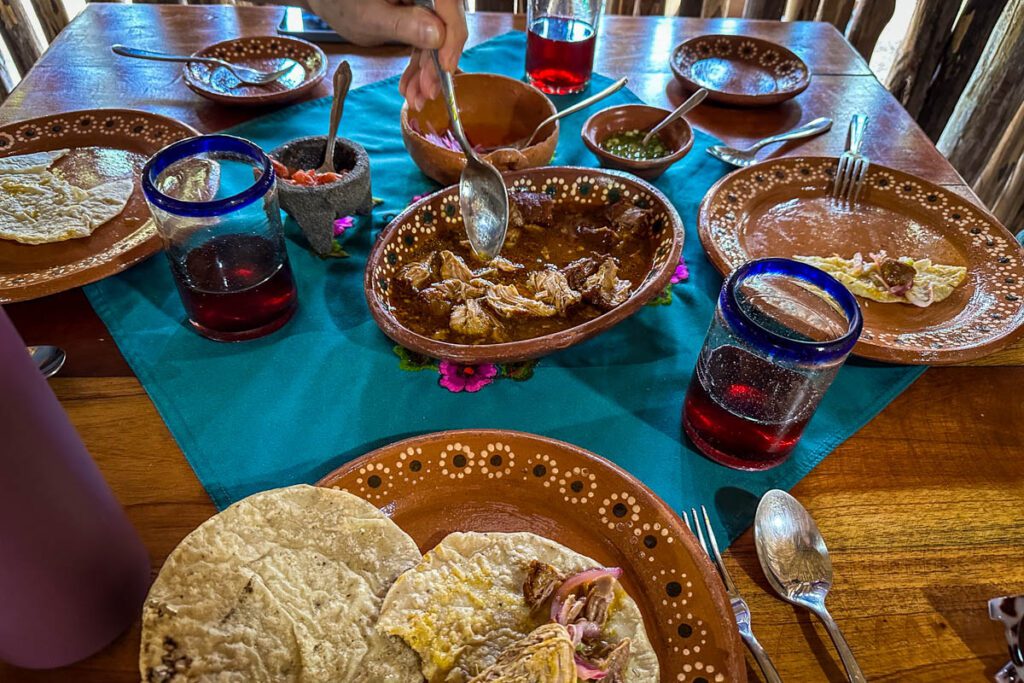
172,234,297,342
526,15,597,94
683,346,816,470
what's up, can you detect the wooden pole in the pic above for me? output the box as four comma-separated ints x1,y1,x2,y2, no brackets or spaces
27,0,68,42
676,0,703,15
742,0,785,20
0,0,43,77
700,0,727,17
845,0,895,61
784,0,819,21
976,102,1024,231
916,0,1009,140
814,0,853,29
938,0,1024,195
884,0,961,119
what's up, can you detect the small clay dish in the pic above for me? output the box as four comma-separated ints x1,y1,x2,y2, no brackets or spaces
365,167,684,364
184,36,327,107
401,73,558,186
270,135,372,257
671,35,810,107
581,104,694,181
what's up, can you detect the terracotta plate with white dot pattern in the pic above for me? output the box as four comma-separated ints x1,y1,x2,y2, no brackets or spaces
318,429,746,683
0,109,197,303
671,35,810,107
366,167,684,364
698,157,1024,364
184,36,327,107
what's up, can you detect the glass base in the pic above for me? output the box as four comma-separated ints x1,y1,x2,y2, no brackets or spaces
189,300,297,342
526,75,589,95
683,412,791,472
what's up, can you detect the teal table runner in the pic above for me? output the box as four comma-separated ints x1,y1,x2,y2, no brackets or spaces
84,32,923,543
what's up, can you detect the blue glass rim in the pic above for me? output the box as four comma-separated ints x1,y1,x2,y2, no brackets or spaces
141,134,273,218
720,257,863,364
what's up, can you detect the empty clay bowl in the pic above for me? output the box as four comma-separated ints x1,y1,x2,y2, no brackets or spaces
401,73,559,186
270,135,372,256
581,104,694,181
670,35,810,107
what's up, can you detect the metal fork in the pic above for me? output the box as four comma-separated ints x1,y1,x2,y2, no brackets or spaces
831,114,869,204
684,506,783,683
111,45,299,86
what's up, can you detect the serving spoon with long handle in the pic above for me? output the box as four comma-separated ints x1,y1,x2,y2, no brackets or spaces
707,116,833,167
317,61,352,175
111,45,298,87
641,88,708,146
413,0,509,260
755,489,867,683
520,77,629,148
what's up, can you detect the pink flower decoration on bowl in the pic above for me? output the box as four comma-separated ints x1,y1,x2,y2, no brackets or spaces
411,193,427,204
438,359,498,393
333,216,354,237
671,255,689,284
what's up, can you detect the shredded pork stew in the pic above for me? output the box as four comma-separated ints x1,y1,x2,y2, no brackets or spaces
390,189,658,345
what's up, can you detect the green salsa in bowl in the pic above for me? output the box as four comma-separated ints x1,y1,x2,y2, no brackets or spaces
582,104,695,181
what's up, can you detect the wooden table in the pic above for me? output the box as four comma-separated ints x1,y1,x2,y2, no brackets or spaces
3,6,1021,682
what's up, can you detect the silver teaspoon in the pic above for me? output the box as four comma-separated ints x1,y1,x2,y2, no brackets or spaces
641,87,707,146
520,77,629,149
27,345,66,379
707,117,833,167
755,490,866,683
415,1,508,259
317,61,352,175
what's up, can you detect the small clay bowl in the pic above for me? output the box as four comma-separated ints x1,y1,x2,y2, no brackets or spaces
581,104,694,181
670,35,810,107
401,73,558,186
184,36,327,107
365,166,684,364
269,135,372,256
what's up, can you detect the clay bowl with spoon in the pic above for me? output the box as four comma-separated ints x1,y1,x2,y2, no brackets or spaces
270,61,374,256
582,89,707,180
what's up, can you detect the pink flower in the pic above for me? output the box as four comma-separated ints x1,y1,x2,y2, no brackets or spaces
411,193,427,204
333,216,354,237
438,359,498,393
671,255,689,284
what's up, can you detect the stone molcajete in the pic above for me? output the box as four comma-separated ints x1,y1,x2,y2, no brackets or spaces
270,135,373,256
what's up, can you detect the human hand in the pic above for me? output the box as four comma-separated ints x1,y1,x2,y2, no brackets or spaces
303,0,467,110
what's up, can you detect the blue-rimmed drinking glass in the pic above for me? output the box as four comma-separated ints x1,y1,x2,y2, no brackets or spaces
142,134,297,342
683,257,863,470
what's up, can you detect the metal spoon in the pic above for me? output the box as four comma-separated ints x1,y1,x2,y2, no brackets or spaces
640,88,707,146
707,116,833,167
414,0,509,259
317,61,352,175
111,45,298,87
519,77,629,149
27,345,66,379
755,489,866,683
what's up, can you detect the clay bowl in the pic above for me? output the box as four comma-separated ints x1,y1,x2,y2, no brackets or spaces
581,104,694,181
270,135,373,256
401,73,559,186
670,35,810,107
184,36,327,107
365,167,684,364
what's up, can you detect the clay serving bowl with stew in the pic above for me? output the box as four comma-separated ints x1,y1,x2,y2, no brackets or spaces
365,167,684,364
582,104,694,181
401,73,559,186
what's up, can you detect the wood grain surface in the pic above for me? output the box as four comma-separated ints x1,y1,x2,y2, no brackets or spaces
2,6,1022,682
